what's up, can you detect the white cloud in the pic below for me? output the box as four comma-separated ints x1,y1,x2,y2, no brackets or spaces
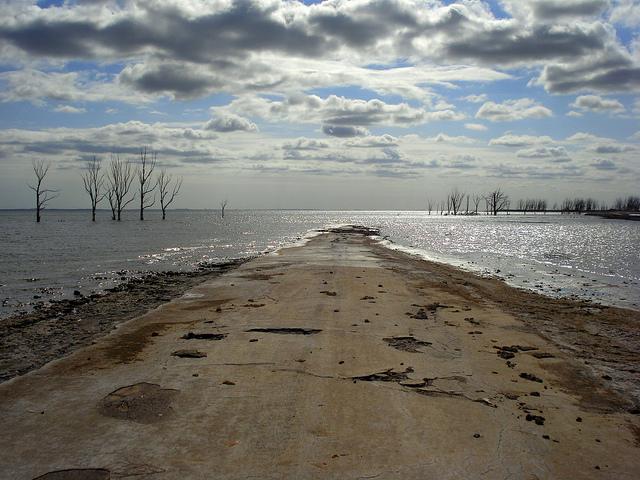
53,105,86,114
609,0,640,27
476,99,553,122
221,94,462,129
204,113,258,133
465,123,488,131
516,146,571,162
489,134,554,147
461,94,488,103
570,94,625,113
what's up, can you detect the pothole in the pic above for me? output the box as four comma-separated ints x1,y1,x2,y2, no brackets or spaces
384,336,432,353
99,382,178,423
182,332,226,340
245,328,321,335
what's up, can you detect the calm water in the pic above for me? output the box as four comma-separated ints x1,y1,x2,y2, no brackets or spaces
1,209,638,318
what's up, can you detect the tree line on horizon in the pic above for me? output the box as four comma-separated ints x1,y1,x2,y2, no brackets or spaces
426,188,640,216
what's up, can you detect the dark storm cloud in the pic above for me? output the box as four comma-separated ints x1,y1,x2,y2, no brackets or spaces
322,125,369,138
0,1,328,62
592,144,635,153
591,159,617,170
119,63,222,98
531,0,608,19
445,24,605,64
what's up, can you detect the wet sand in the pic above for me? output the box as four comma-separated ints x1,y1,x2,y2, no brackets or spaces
1,226,639,479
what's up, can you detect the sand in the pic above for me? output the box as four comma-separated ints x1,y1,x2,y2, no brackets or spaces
0,226,639,479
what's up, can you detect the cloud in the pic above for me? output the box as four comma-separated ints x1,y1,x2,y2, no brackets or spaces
322,125,369,138
590,143,636,153
591,158,617,170
204,113,258,133
536,45,640,93
282,138,330,150
516,146,571,162
0,69,146,105
464,123,488,131
502,0,609,21
476,98,553,122
489,134,554,147
609,0,640,27
565,131,615,143
0,0,636,104
566,110,583,117
432,133,477,144
344,134,399,148
570,94,625,113
53,105,86,114
461,94,488,103
222,93,460,129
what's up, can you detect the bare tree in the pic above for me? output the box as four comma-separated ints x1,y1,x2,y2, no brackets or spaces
485,188,510,216
157,169,182,220
426,199,433,215
220,199,228,218
107,154,135,221
28,160,58,222
472,194,482,214
106,189,116,220
137,147,157,221
448,188,465,215
81,156,106,222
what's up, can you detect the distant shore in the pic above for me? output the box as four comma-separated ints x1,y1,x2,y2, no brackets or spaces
585,211,640,221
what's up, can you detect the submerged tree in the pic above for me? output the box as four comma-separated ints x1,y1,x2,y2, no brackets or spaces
137,147,157,221
81,156,106,222
28,160,58,223
107,154,135,221
157,169,182,220
220,199,228,218
485,188,509,216
448,188,465,215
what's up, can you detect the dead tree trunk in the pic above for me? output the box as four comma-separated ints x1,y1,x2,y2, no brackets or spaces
137,148,157,221
28,160,58,223
81,156,106,222
157,169,182,220
108,155,135,221
220,199,228,218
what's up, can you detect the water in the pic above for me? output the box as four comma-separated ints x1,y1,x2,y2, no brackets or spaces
1,209,638,318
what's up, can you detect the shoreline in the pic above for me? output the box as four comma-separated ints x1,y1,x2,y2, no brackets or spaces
0,259,248,382
1,225,639,478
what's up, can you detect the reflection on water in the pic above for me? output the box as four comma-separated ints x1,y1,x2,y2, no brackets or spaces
0,209,638,317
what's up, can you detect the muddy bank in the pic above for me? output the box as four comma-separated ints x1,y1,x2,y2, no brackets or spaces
0,259,246,382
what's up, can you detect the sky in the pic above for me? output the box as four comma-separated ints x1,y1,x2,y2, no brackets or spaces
0,0,638,210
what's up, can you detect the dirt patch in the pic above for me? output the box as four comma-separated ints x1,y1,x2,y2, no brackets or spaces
182,332,226,340
384,336,432,353
320,291,337,296
99,382,178,424
33,469,110,480
179,298,232,311
87,321,194,367
543,361,631,413
241,272,284,281
246,328,321,335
